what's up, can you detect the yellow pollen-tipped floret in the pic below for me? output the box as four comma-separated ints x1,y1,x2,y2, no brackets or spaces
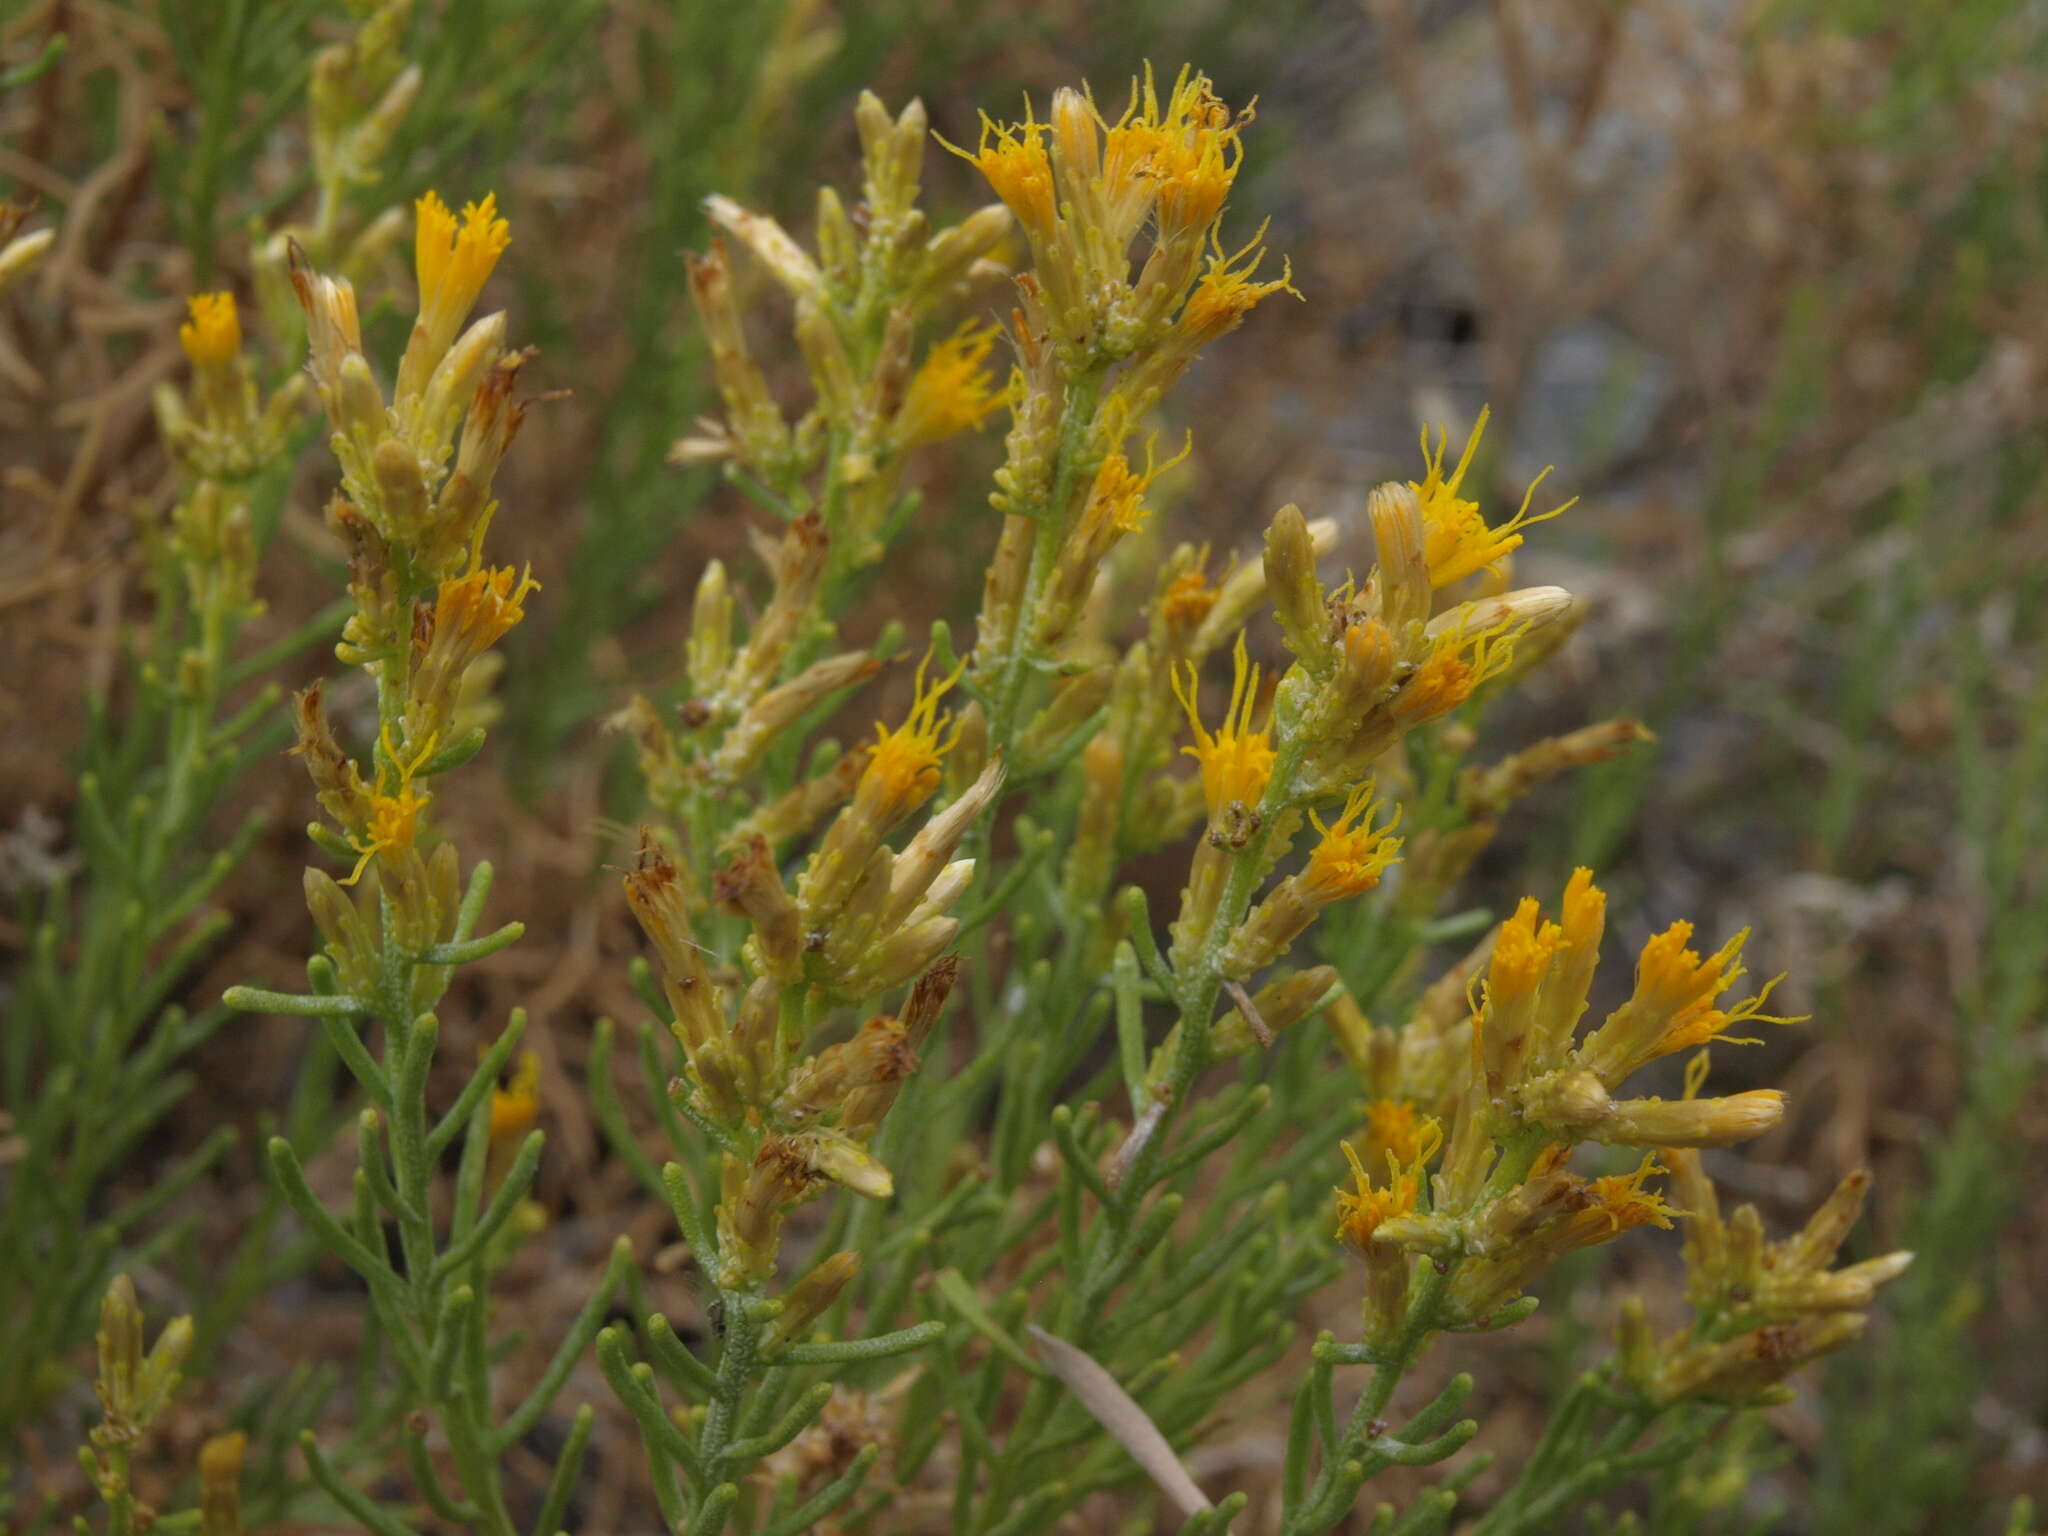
858,650,965,826
1097,63,1245,235
896,321,1004,447
1488,897,1563,1006
1411,406,1573,589
415,191,512,339
1173,633,1276,815
1300,783,1404,901
179,292,241,369
1560,865,1606,954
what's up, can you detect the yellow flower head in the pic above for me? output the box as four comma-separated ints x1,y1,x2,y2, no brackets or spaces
490,1050,541,1147
1158,561,1218,636
1411,406,1573,590
857,648,965,829
435,562,541,658
1580,1154,1682,1237
1392,616,1520,727
342,729,438,886
1100,64,1246,238
1176,229,1297,346
948,110,1057,239
1173,633,1276,815
1300,782,1403,902
1354,1097,1438,1174
1334,1128,1436,1252
1630,923,1789,1060
1085,431,1190,539
896,322,1004,447
415,191,512,343
179,292,241,370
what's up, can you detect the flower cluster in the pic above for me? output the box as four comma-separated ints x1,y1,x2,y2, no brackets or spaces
1618,1153,1913,1405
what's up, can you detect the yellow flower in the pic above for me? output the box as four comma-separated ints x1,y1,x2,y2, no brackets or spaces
1173,633,1276,815
178,292,241,370
855,649,964,830
894,322,1004,448
1353,1097,1437,1175
490,1050,541,1147
1411,406,1572,589
1098,64,1245,238
1158,562,1218,635
1334,1128,1436,1251
946,111,1057,239
434,561,540,658
1559,864,1606,956
1578,1155,1682,1237
1175,229,1297,346
1631,923,1788,1060
1299,783,1403,901
342,729,438,885
1085,431,1190,538
415,191,511,346
1487,897,1563,1008
1390,616,1519,727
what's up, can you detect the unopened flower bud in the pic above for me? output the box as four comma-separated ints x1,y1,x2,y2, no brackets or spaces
1264,503,1331,670
766,1252,862,1353
706,193,822,300
1594,1089,1786,1149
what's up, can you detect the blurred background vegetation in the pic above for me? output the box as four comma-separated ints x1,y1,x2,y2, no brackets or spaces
2,0,2043,1530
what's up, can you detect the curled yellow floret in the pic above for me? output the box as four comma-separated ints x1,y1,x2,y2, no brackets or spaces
415,190,512,341
178,292,241,369
1300,783,1403,901
1411,406,1573,589
1173,633,1275,815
